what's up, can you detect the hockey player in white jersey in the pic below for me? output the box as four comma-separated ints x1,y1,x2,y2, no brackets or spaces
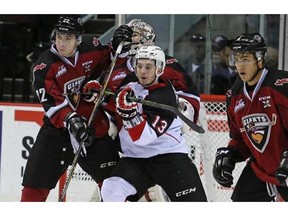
100,45,207,202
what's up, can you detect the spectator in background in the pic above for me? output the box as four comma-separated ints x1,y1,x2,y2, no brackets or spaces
210,35,238,95
184,34,206,93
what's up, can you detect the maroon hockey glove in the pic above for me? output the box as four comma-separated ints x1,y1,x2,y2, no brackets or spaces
82,80,102,103
112,25,133,53
213,147,235,188
276,151,288,186
115,86,138,121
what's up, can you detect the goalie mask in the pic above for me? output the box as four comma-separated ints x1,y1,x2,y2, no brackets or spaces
51,16,84,44
127,19,156,55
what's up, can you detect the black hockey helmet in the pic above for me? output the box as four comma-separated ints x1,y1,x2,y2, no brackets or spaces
231,33,267,61
231,33,267,53
54,16,84,35
51,16,84,44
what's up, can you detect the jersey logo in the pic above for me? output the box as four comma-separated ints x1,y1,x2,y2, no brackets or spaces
166,58,178,65
226,89,232,98
82,60,93,73
55,65,67,78
63,76,85,110
275,78,288,86
234,98,245,113
112,71,127,81
33,63,47,73
259,96,271,109
240,113,276,153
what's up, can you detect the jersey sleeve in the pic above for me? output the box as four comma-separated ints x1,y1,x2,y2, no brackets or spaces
162,56,200,123
126,81,179,144
32,56,72,128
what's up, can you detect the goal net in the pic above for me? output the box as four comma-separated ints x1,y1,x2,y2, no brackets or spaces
57,94,246,202
184,94,246,201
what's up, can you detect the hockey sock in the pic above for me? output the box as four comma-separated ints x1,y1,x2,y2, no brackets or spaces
21,186,50,202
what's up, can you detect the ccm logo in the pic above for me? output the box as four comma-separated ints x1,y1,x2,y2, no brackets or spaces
176,187,196,197
100,161,117,168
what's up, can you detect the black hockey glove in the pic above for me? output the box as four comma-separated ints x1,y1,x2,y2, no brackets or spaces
65,112,93,147
213,147,236,188
112,25,133,53
276,151,288,186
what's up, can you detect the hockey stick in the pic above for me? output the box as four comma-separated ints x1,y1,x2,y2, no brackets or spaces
79,90,205,134
129,96,205,134
58,41,124,202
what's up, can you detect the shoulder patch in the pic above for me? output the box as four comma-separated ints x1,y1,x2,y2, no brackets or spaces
33,63,47,73
275,78,288,86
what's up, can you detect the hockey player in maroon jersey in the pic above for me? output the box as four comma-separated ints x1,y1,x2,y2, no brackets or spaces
100,45,207,202
20,15,133,201
212,33,288,201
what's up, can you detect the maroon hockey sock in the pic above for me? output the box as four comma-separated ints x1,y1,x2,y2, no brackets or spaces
21,186,50,202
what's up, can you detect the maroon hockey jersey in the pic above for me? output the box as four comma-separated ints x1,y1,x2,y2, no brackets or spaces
32,35,115,137
226,68,288,185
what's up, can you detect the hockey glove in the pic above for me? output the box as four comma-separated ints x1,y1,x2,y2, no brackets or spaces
213,147,236,188
116,86,138,120
276,151,288,186
112,25,133,53
82,80,102,103
65,113,94,156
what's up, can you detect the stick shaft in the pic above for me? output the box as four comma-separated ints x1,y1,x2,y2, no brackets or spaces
88,41,124,127
58,42,124,202
103,90,205,134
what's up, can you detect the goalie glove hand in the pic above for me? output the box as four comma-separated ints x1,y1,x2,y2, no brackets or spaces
112,25,133,53
276,151,288,186
82,80,102,103
213,147,235,188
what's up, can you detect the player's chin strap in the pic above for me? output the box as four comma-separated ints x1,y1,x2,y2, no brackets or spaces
58,41,124,202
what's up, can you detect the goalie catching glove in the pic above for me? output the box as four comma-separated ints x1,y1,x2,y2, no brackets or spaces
213,147,236,187
115,86,144,128
82,80,102,103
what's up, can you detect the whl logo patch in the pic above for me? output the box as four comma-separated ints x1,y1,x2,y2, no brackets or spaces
240,113,276,153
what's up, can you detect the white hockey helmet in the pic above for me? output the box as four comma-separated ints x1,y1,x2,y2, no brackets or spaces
134,45,166,77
